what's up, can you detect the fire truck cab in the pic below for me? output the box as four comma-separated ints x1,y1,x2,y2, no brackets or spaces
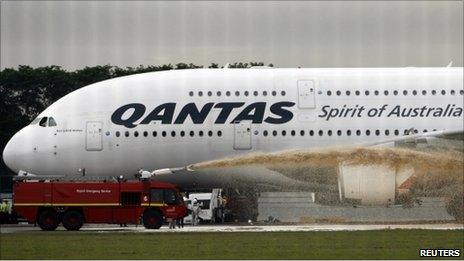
13,179,187,231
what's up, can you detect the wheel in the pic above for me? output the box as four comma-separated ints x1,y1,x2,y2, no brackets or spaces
62,210,84,231
142,209,163,229
37,209,59,231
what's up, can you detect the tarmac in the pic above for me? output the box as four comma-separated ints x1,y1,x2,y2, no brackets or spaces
1,223,463,233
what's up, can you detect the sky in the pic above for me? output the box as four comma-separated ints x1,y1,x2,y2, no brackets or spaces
1,1,462,70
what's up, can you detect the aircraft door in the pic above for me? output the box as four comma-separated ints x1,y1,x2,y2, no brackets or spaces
297,80,316,108
85,121,103,151
233,121,252,150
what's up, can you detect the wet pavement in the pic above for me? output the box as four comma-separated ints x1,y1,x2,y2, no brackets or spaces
1,222,462,233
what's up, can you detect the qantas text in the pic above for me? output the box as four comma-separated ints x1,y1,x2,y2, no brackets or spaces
111,102,295,128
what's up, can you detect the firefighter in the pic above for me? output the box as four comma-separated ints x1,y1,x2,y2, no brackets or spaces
168,218,176,229
0,200,9,224
0,200,8,213
192,198,201,226
176,217,184,228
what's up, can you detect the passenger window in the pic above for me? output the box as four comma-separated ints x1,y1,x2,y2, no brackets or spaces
300,130,305,136
125,131,129,137
143,131,148,137
263,130,268,137
134,131,139,137
291,130,295,136
116,131,120,137
180,131,185,137
39,117,48,127
171,131,176,137
217,130,222,137
272,91,277,96
282,130,286,136
374,90,379,96
152,131,157,137
244,91,249,96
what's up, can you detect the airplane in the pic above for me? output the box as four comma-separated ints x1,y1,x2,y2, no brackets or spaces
2,67,463,192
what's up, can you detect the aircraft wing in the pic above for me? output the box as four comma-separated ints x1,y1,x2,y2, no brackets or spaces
149,165,322,190
364,128,463,148
147,128,462,189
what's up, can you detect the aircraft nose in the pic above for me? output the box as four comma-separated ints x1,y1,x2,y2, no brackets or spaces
2,137,17,173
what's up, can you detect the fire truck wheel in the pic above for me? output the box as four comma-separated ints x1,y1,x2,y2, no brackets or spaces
142,209,163,229
62,210,84,231
37,209,59,231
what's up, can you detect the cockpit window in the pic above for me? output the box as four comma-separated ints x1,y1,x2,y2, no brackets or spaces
39,117,48,127
30,117,42,125
48,117,57,127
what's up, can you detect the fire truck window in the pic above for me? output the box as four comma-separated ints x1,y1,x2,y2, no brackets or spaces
150,189,163,203
164,189,180,205
198,200,211,209
121,192,141,206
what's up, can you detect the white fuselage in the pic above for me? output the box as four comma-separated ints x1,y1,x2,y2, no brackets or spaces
3,68,463,183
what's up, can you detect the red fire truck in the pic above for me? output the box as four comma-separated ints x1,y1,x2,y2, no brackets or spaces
13,179,187,231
